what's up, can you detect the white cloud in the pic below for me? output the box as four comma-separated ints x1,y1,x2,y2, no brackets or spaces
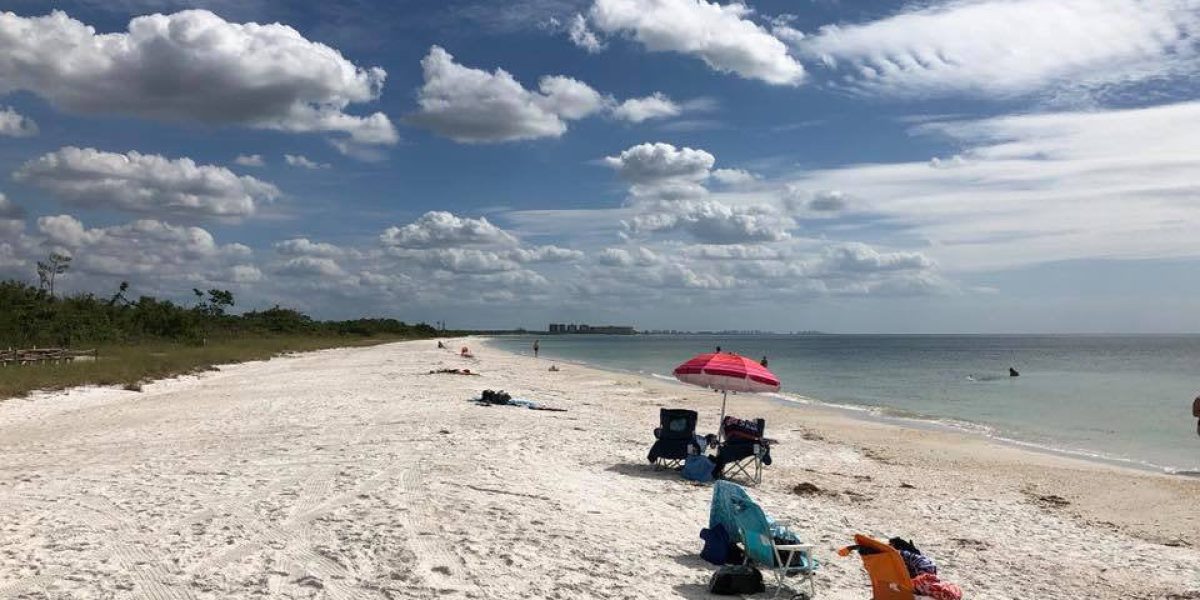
34,215,251,280
380,211,519,249
0,193,24,219
14,147,280,219
611,93,680,123
284,154,330,169
408,46,685,143
234,154,265,167
394,248,520,274
624,198,793,244
568,13,605,53
816,243,933,274
507,245,585,263
783,187,848,212
408,46,601,143
711,168,756,185
604,142,715,185
0,106,37,137
225,264,263,283
588,0,805,85
800,0,1200,98
275,256,345,277
274,238,344,257
0,10,398,147
785,101,1200,271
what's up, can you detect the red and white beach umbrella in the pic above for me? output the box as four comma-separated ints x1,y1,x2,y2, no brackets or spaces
673,352,780,440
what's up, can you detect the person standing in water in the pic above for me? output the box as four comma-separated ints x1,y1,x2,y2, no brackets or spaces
533,339,540,358
1193,395,1200,437
760,356,768,368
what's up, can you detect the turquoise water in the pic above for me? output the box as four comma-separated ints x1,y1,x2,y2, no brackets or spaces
490,334,1200,474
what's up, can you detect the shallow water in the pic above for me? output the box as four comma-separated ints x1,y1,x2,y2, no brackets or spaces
491,334,1200,474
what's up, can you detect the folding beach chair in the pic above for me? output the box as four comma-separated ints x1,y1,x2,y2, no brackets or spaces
837,534,915,600
647,408,701,469
710,481,818,599
716,417,771,485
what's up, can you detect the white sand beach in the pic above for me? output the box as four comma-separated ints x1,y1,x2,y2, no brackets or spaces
1,338,1198,599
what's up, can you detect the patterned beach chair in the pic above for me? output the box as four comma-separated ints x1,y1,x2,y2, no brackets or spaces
647,408,701,469
716,416,771,485
709,481,818,598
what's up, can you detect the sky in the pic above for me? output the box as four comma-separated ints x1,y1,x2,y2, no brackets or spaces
0,0,1198,333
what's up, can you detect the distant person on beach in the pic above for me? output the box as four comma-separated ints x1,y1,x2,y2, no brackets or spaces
715,346,721,353
1193,395,1200,437
437,341,444,349
760,356,768,368
533,339,540,358
1009,367,1020,377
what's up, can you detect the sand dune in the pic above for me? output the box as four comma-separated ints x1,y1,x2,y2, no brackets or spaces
1,339,1197,599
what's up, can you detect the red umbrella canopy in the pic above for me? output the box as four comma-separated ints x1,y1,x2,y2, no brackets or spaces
673,352,780,393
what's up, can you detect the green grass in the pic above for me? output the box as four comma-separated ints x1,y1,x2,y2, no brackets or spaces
0,335,416,400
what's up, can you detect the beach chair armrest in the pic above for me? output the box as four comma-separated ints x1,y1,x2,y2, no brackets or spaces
774,543,813,552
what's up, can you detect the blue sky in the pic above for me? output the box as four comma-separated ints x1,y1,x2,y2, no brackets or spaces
1,0,1198,332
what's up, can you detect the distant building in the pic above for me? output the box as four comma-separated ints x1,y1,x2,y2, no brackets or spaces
548,323,635,335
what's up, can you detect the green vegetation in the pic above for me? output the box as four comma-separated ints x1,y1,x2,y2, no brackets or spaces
0,278,441,399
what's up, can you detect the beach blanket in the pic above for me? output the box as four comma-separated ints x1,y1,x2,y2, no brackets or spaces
913,573,963,600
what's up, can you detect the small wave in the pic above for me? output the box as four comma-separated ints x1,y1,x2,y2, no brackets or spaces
966,374,1007,382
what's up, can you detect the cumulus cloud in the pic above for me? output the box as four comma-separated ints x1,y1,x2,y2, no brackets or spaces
568,13,605,53
597,246,661,267
604,142,715,185
0,10,398,148
507,245,585,263
273,238,344,257
603,142,759,200
0,106,37,137
234,154,265,167
587,0,805,85
0,193,24,219
625,199,793,244
14,147,280,219
34,215,250,279
611,93,680,123
408,46,682,143
275,256,345,277
284,154,330,169
380,211,519,249
799,0,1200,98
816,243,933,274
711,168,756,185
783,187,848,213
408,46,601,143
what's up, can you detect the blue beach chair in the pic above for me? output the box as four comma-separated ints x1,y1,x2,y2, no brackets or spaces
709,481,818,598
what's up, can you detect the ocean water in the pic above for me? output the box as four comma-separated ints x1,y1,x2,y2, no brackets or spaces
490,334,1200,474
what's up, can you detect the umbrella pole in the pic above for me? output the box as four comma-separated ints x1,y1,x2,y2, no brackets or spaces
718,389,727,444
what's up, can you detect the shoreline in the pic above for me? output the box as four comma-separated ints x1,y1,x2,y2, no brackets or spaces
494,339,1200,479
484,337,1200,547
1,337,1197,598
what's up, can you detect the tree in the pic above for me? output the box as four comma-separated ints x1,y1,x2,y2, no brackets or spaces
193,288,234,317
108,281,131,307
36,253,72,297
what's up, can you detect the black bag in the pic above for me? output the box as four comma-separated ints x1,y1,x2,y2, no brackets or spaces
707,565,764,595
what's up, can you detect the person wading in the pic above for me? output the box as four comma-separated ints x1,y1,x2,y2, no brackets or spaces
533,339,540,358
